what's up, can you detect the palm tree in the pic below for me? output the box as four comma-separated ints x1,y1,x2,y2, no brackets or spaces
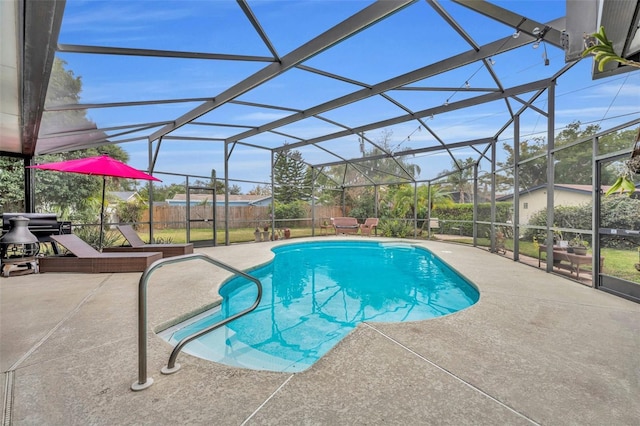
387,183,452,219
443,158,475,203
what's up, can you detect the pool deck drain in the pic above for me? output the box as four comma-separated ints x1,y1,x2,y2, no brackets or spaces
1,237,639,425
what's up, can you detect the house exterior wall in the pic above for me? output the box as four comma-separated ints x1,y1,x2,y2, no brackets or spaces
518,189,591,224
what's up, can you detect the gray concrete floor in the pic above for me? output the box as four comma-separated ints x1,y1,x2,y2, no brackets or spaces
1,237,639,425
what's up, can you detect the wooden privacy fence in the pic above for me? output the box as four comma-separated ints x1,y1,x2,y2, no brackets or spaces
140,205,343,230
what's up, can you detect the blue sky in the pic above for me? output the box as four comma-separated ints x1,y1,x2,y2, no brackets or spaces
53,0,640,191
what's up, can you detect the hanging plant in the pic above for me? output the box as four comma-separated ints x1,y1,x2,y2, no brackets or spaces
582,26,640,71
583,26,639,196
605,128,640,197
606,171,637,197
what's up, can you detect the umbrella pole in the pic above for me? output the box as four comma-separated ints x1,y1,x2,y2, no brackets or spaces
99,177,106,251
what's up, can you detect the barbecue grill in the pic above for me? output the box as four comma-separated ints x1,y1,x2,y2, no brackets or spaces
1,213,71,254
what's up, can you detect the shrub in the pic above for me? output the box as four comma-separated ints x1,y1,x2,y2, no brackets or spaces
274,201,306,227
74,226,120,250
524,196,640,249
428,202,511,236
378,219,412,238
117,200,146,227
525,204,591,242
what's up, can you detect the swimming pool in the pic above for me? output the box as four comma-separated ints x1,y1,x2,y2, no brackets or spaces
159,241,479,372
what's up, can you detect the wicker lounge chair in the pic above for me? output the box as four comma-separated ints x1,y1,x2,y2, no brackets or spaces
39,234,162,273
102,225,194,258
360,218,378,236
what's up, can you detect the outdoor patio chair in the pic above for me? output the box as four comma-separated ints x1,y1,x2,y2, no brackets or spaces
102,225,194,258
332,217,360,235
360,218,379,236
39,234,162,273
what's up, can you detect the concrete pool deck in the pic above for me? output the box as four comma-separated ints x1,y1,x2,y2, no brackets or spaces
1,237,639,425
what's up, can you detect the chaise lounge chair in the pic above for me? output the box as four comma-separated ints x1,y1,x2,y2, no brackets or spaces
39,234,162,273
360,218,378,236
102,225,194,258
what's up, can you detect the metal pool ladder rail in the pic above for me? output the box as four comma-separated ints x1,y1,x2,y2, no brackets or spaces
131,253,262,391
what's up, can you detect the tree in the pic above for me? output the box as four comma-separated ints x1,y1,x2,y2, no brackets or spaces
552,122,599,184
498,136,547,188
1,58,140,218
439,157,475,203
319,129,422,209
39,58,86,135
382,183,452,220
347,186,377,220
248,185,271,196
228,184,242,195
273,147,311,204
342,130,421,187
496,121,627,188
190,179,240,195
0,157,27,212
33,144,131,221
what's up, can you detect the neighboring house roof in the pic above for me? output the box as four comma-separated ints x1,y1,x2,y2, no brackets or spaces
167,194,272,205
496,184,622,201
108,191,142,203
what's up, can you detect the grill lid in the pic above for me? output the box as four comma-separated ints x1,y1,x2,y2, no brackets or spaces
0,216,40,245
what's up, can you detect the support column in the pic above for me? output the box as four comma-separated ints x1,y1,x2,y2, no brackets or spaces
592,135,600,287
490,141,496,252
311,167,316,237
147,139,154,242
24,157,35,212
473,164,478,246
413,182,418,237
212,169,217,246
545,83,556,272
224,142,230,246
427,181,432,239
374,185,379,218
513,115,520,260
270,150,275,238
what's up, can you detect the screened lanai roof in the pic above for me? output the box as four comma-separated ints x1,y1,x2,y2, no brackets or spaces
2,0,639,189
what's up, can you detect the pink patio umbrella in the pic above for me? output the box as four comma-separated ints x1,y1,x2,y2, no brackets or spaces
29,154,161,250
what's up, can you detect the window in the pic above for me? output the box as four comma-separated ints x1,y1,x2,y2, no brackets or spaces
523,202,529,209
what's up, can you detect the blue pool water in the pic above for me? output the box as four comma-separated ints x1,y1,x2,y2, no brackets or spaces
160,241,479,372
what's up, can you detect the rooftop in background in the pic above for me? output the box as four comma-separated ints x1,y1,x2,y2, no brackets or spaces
167,194,272,206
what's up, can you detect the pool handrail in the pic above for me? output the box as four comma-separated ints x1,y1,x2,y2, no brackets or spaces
131,252,262,391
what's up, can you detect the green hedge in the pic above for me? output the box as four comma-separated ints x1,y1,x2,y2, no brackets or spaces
525,196,640,248
428,202,512,236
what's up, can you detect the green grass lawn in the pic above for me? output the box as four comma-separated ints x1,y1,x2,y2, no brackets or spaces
600,247,640,282
437,235,639,284
477,237,640,283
